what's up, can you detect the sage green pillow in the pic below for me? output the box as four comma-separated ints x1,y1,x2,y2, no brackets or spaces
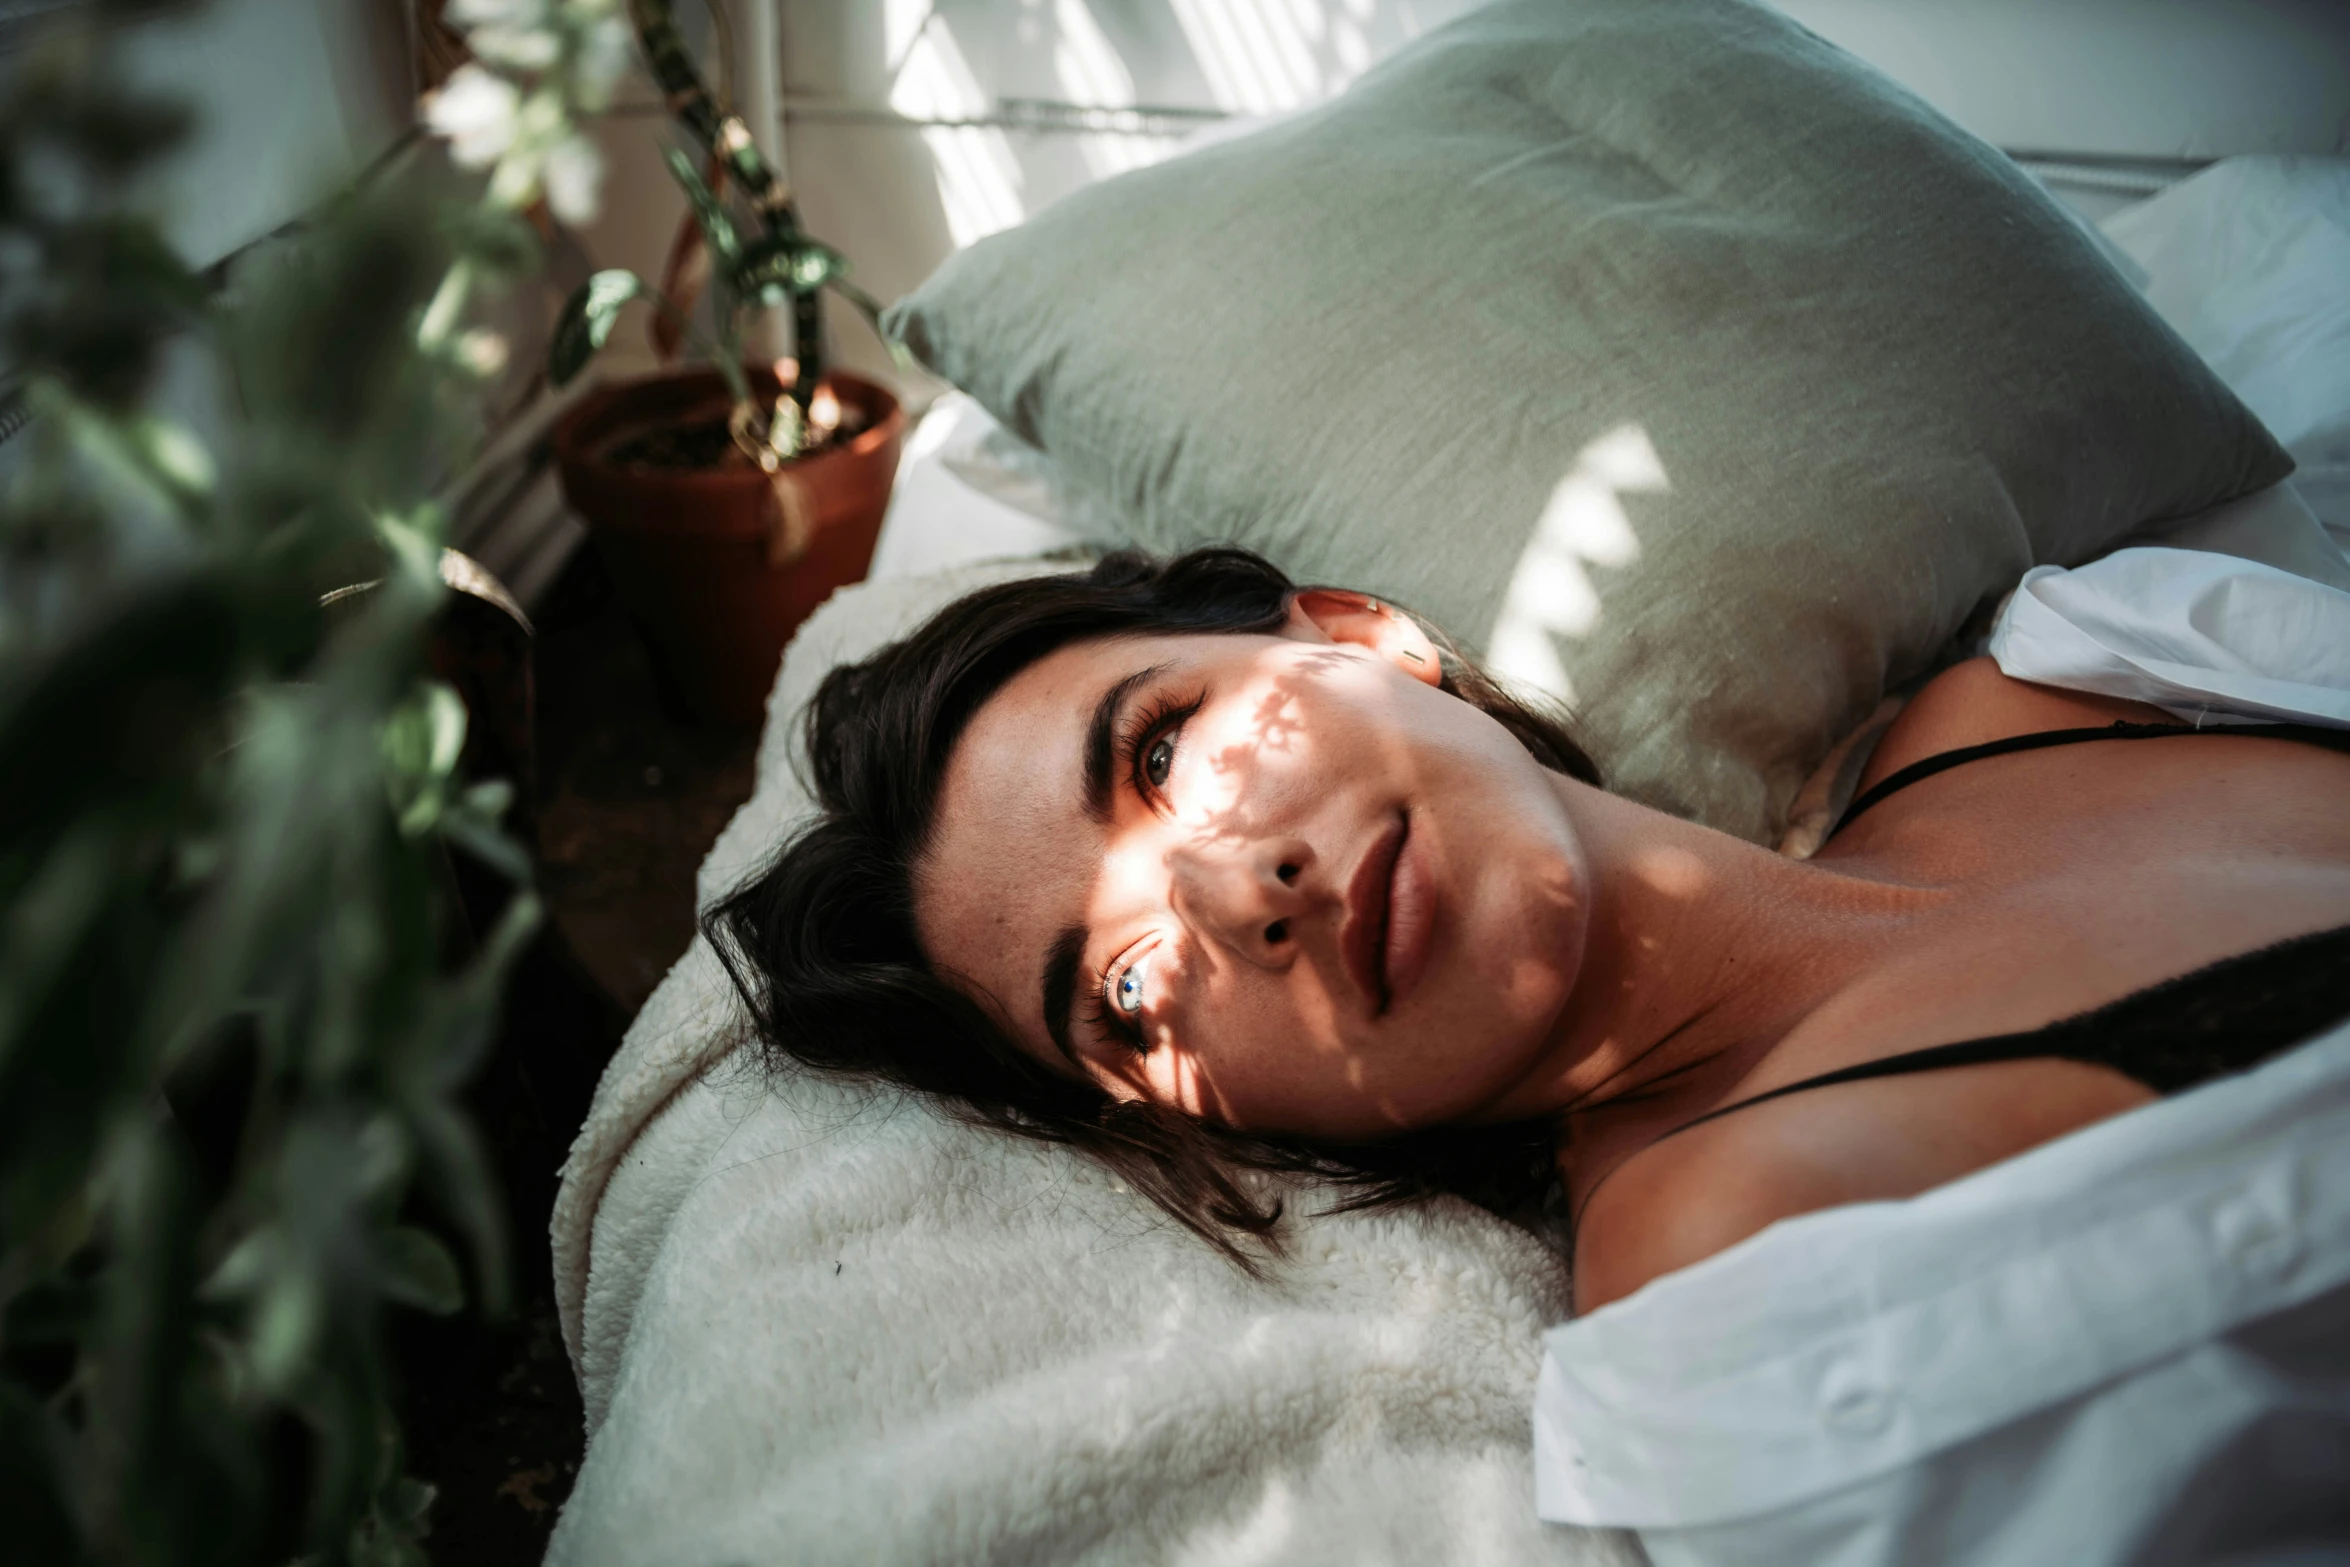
886,0,2288,841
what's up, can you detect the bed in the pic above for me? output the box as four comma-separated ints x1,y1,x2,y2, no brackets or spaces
543,3,2350,1559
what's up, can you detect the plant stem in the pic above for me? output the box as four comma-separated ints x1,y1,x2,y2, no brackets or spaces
631,0,824,418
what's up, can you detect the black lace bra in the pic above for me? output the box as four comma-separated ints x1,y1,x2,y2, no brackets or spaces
1681,720,2350,1135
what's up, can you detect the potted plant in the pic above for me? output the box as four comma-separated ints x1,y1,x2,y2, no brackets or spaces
549,0,907,727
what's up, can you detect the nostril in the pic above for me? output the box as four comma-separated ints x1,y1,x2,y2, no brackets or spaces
1277,862,1299,885
1264,919,1289,945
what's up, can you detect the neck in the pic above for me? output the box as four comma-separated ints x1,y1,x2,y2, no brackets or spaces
1487,776,1944,1153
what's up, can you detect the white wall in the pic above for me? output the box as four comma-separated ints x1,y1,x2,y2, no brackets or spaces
746,0,2350,388
776,0,1475,385
98,0,417,270
1775,0,2350,161
0,0,416,471
20,0,2344,417
23,0,2344,390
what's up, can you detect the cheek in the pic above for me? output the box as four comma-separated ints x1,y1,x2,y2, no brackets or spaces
1142,942,1355,1128
1171,649,1401,815
1174,706,1303,828
1092,833,1170,927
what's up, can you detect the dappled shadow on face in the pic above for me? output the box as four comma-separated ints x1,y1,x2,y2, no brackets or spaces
1122,642,1585,1136
1185,647,1356,851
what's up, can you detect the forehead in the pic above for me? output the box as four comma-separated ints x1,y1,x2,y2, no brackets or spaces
911,634,1169,1039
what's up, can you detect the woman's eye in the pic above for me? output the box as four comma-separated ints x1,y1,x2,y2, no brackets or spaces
1143,734,1176,790
1121,690,1202,805
1112,954,1149,1017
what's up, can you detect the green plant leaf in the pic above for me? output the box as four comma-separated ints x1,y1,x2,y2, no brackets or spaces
248,1253,324,1394
202,1226,282,1302
3,12,562,1553
795,243,847,290
380,1475,436,1529
662,147,740,266
548,269,648,387
732,235,855,310
830,279,918,370
376,1226,463,1316
382,681,469,836
404,1098,510,1318
437,783,532,883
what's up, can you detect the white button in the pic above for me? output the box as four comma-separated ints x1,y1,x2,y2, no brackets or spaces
1819,1361,1896,1436
2213,1198,2297,1283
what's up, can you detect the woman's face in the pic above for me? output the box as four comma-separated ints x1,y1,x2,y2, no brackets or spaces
914,592,1593,1141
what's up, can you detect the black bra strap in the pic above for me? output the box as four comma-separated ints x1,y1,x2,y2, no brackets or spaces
1829,719,2350,841
1663,922,2350,1144
1668,1035,2063,1135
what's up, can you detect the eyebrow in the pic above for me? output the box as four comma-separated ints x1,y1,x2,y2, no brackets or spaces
1083,663,1167,825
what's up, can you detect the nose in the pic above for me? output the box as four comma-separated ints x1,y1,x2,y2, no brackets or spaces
1168,833,1315,967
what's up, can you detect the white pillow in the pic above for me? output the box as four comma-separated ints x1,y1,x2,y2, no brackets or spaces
2102,156,2350,548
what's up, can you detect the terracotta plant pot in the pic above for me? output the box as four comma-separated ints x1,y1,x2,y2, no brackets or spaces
552,366,905,728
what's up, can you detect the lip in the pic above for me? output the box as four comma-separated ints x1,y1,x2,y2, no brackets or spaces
1381,815,1435,1009
1339,813,1408,1015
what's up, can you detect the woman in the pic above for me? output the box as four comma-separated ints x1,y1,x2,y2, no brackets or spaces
707,548,2350,1311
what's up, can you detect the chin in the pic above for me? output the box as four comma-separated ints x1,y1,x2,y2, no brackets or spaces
1435,844,1588,1115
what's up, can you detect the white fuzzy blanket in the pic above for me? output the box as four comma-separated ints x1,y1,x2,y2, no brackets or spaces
545,560,1631,1567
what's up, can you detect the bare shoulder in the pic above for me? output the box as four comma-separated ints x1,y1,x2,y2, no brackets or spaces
1855,656,2181,799
1568,1057,2159,1314
1570,1114,1852,1314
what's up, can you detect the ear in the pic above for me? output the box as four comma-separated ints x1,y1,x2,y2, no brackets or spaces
1287,588,1444,686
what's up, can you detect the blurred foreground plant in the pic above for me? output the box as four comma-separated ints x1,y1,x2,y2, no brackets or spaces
0,2,621,1559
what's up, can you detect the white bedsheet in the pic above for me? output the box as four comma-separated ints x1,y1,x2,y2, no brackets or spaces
866,393,1113,581
1535,544,2350,1564
2101,157,2350,549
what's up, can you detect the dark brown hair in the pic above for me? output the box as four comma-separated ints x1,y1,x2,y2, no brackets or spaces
703,548,1599,1267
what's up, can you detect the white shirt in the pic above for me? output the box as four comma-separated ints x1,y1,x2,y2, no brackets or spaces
1533,546,2350,1565
1988,545,2350,727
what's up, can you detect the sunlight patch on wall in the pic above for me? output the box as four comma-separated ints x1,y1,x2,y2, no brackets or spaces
1051,0,1161,178
1165,0,1397,115
887,0,1026,246
1485,423,1666,707
1170,0,1322,113
1331,0,1375,74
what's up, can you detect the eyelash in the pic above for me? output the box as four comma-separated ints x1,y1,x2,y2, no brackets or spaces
1082,686,1203,1053
1075,985,1143,1053
1116,687,1204,807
